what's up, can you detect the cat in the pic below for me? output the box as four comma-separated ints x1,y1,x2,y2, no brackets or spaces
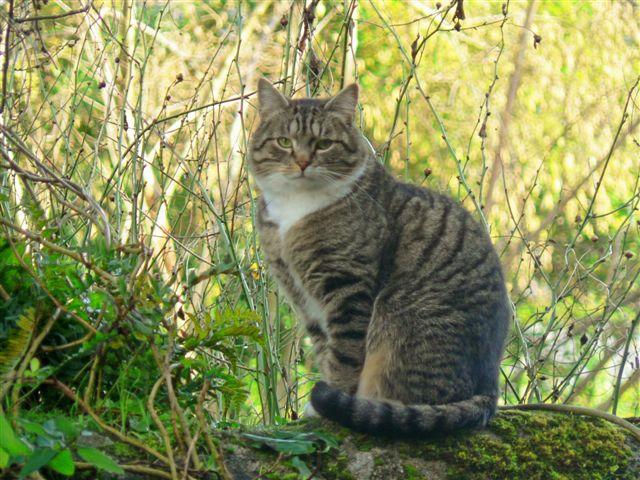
248,78,510,436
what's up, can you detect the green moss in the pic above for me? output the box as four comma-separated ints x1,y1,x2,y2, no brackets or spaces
323,455,356,480
222,444,237,453
404,463,422,480
108,441,138,460
357,438,375,452
414,411,635,480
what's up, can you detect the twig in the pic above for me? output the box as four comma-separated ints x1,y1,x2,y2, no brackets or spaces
568,76,640,251
44,378,173,466
612,311,640,415
14,2,92,24
1,0,14,114
0,217,115,284
148,376,179,480
75,461,173,479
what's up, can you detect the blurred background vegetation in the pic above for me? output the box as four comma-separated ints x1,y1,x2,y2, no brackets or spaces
0,0,639,478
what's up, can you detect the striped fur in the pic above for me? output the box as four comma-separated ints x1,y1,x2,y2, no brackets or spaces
248,79,510,436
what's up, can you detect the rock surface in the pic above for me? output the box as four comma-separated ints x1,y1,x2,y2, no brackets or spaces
221,410,640,480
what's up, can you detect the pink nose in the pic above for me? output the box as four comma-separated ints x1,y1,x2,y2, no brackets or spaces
297,160,310,172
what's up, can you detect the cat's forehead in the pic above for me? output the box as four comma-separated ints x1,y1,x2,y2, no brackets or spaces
290,98,328,113
279,98,337,137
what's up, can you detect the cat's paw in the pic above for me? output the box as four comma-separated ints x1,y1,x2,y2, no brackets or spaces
303,401,319,418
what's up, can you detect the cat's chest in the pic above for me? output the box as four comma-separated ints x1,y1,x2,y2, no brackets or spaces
257,211,327,326
261,190,341,238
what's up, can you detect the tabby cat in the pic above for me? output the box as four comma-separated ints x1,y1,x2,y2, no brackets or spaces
248,79,510,436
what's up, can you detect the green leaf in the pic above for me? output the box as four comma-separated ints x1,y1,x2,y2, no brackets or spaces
0,447,9,468
0,413,30,456
49,449,75,476
18,448,57,478
291,456,312,477
241,433,316,455
53,417,80,441
77,447,124,474
30,357,40,372
17,418,49,437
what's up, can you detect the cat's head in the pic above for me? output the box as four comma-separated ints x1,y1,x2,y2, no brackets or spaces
248,79,369,193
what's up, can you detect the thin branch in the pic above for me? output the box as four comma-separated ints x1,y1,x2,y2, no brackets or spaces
13,2,92,24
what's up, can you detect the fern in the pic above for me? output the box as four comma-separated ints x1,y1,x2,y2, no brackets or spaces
0,308,36,380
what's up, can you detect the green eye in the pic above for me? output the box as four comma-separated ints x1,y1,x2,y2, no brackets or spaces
316,139,333,150
276,137,292,148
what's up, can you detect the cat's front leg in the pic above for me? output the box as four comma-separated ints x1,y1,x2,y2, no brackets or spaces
317,298,372,394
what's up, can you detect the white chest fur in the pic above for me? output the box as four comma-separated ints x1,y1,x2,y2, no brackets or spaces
263,188,343,236
259,166,364,237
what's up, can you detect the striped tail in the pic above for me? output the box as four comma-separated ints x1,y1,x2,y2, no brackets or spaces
310,381,496,437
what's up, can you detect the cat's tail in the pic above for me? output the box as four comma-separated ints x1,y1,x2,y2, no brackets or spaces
310,381,496,436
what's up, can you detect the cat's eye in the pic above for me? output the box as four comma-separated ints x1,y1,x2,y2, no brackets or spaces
316,139,334,151
276,137,292,148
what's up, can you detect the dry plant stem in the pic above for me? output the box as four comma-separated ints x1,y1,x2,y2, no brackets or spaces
118,90,262,168
75,462,173,479
148,376,179,480
484,0,538,213
0,126,112,248
415,78,489,232
0,0,14,114
182,428,201,480
44,378,172,466
600,369,640,412
612,311,640,415
528,118,640,241
83,344,103,405
565,340,622,401
14,1,92,23
568,76,640,251
368,0,452,163
195,379,233,480
499,403,640,443
41,330,95,352
150,339,202,470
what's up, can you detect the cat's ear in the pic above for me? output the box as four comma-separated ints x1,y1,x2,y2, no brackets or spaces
324,83,359,123
257,78,289,117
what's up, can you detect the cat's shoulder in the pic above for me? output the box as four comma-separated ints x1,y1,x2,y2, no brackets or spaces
388,178,476,222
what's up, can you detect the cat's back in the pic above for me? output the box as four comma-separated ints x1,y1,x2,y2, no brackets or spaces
382,178,507,308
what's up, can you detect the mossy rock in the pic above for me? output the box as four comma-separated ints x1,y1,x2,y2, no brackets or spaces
221,410,640,480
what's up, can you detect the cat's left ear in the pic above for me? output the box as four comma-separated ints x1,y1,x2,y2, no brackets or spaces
324,83,359,123
257,78,289,117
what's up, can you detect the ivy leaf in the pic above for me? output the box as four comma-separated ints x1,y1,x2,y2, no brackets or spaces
52,417,81,441
0,413,30,457
241,433,317,455
77,447,124,475
18,448,57,478
48,449,75,476
291,456,312,477
0,447,9,468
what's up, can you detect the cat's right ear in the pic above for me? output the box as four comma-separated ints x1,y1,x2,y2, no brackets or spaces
257,78,289,117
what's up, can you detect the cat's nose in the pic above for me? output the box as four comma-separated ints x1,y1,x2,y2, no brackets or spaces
295,154,310,172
